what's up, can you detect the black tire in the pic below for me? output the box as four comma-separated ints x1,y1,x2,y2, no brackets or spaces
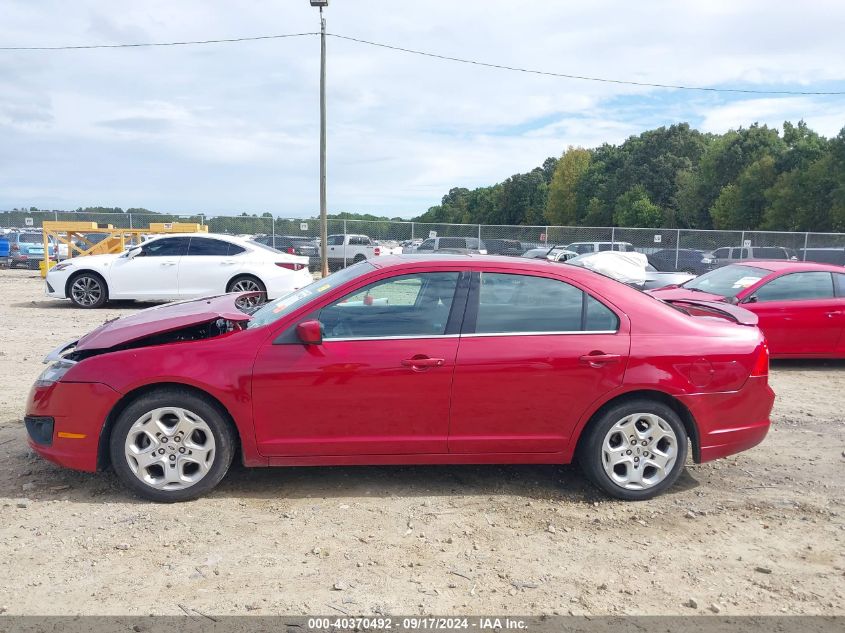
67,271,108,308
226,275,267,308
109,388,237,503
578,399,688,501
352,254,366,263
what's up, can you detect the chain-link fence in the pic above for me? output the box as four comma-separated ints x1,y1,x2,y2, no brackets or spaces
3,210,845,270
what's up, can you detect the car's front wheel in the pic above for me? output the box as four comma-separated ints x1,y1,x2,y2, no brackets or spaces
110,388,237,502
579,399,688,501
68,272,108,308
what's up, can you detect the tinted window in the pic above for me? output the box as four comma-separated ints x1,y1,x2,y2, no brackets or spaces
475,273,618,334
712,248,729,258
753,272,833,302
319,273,459,339
20,233,42,244
684,264,769,298
327,235,344,246
439,237,466,249
835,273,845,295
187,238,232,256
417,239,434,251
598,243,612,251
755,247,788,259
585,295,618,330
142,237,190,257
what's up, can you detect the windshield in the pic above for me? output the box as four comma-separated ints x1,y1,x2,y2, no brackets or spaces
683,264,769,297
247,261,375,329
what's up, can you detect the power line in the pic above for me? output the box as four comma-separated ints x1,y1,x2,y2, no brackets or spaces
327,33,845,96
2,29,843,96
0,32,317,50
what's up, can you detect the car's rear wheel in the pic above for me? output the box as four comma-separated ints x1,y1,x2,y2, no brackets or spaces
226,275,267,309
579,399,688,501
68,272,108,308
110,388,236,502
353,254,366,263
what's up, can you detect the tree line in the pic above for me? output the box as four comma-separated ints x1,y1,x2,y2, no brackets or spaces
415,121,845,232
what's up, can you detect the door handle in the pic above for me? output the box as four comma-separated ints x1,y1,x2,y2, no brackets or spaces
160,261,176,267
221,260,236,265
579,352,621,367
401,357,445,369
826,311,842,318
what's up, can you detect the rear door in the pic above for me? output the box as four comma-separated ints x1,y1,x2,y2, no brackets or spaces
448,270,629,454
178,237,245,297
742,271,840,355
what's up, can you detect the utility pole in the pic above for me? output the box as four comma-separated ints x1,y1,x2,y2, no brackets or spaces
311,0,329,277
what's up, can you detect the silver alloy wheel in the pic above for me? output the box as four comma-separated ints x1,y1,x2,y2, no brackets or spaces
124,407,216,491
230,278,265,309
70,276,103,306
601,412,678,490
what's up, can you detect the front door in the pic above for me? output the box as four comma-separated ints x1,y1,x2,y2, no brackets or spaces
448,271,629,454
108,236,189,300
743,271,842,355
251,270,466,456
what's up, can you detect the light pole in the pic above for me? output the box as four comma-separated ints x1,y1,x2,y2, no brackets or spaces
310,0,329,277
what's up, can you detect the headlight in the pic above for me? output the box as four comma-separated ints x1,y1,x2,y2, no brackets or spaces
35,359,76,387
701,258,713,264
50,262,74,273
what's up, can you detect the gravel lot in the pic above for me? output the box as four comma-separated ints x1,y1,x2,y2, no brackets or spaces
0,268,843,616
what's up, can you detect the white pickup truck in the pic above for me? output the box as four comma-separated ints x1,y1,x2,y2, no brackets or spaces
318,234,403,268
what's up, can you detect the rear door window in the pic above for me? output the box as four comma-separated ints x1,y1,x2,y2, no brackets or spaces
187,238,233,256
753,272,834,302
473,273,618,334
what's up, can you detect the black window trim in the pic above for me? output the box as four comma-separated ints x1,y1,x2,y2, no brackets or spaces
461,271,620,337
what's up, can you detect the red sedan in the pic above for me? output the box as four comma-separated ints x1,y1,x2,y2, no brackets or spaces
25,256,773,502
649,261,845,358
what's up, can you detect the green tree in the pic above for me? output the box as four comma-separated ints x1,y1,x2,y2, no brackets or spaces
545,147,591,225
614,185,664,227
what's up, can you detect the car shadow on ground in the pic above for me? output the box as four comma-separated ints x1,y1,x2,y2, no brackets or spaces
770,358,845,371
5,438,700,506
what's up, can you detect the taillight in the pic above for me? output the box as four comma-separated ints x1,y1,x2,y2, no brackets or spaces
751,342,769,376
374,247,381,256
276,262,306,271
286,247,295,254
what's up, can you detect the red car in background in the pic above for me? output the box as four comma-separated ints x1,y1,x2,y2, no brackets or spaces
26,256,773,502
649,261,845,358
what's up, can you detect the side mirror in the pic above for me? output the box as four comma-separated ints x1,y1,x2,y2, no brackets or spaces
296,320,323,345
743,295,758,304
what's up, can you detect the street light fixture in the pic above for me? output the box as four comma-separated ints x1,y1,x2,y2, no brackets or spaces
310,2,329,276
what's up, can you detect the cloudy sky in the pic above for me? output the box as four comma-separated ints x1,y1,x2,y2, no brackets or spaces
1,0,843,218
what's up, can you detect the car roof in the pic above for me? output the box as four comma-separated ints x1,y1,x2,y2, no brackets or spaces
143,232,245,244
730,260,844,273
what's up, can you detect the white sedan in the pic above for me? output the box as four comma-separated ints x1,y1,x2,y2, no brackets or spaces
45,233,312,308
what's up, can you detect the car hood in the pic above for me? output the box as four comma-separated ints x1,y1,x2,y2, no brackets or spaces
646,287,726,302
74,294,251,352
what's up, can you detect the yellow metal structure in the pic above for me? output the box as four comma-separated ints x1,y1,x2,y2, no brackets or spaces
40,221,208,278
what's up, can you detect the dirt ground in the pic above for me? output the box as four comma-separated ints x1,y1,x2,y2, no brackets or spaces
0,267,842,617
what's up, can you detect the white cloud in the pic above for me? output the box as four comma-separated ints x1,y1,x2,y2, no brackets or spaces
0,0,843,217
